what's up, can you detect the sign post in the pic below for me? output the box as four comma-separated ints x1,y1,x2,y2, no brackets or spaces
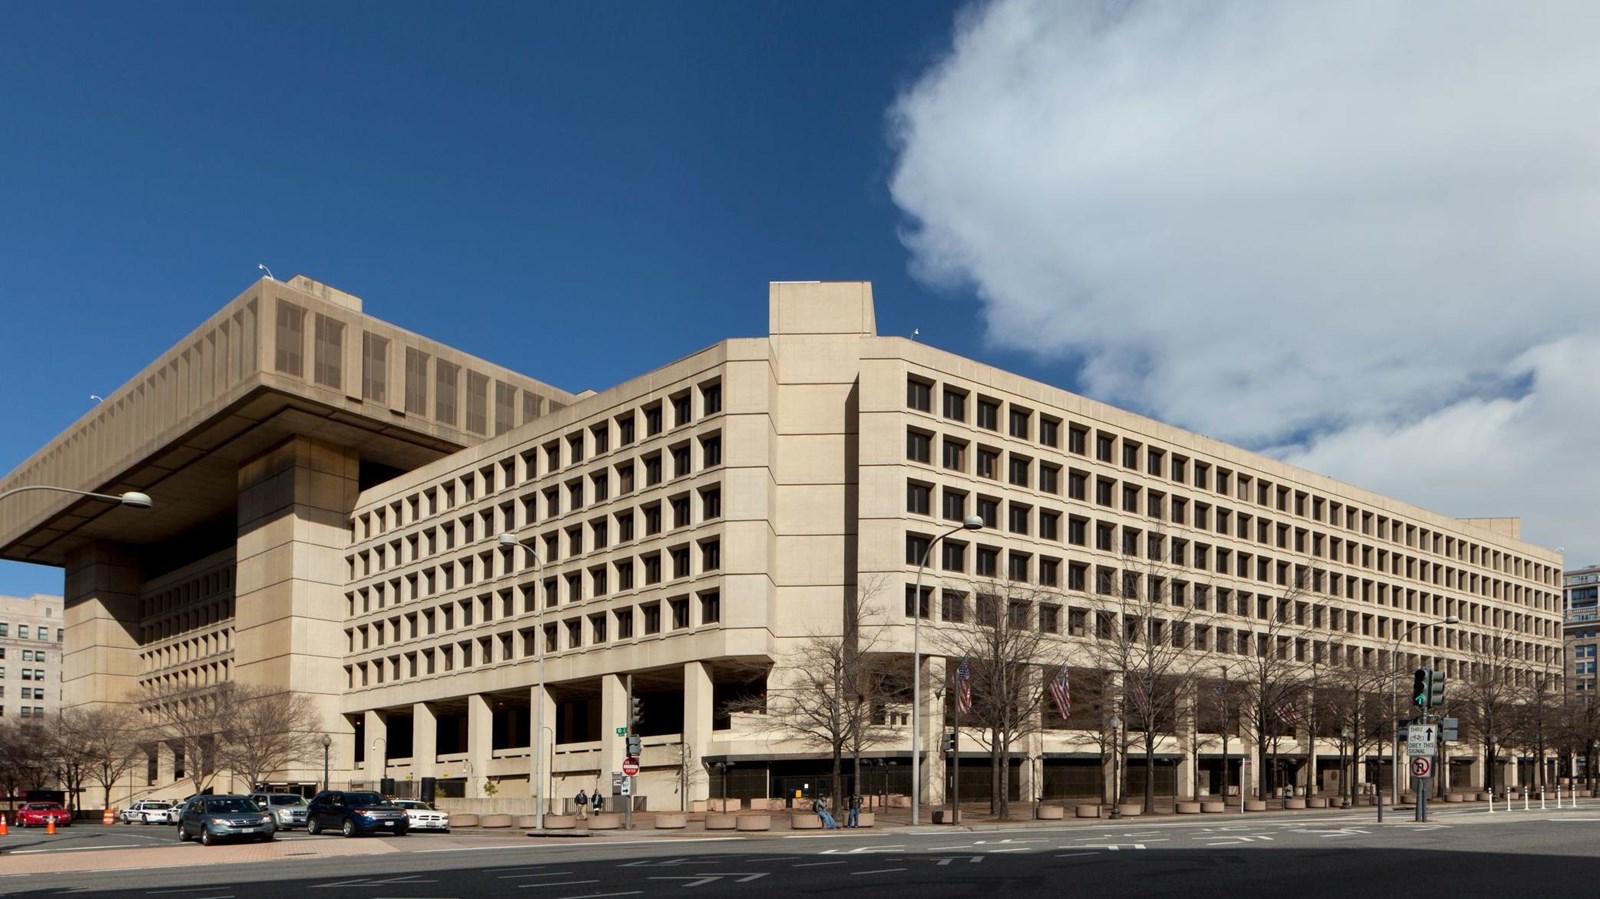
1406,721,1438,822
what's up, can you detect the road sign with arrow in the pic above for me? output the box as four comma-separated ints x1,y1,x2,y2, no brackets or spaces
1406,724,1437,756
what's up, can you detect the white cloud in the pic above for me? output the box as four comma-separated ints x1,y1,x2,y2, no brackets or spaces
890,0,1600,562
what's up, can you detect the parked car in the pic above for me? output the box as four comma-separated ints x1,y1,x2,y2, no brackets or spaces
175,794,276,845
16,802,72,828
390,799,450,832
121,800,166,824
249,792,309,830
305,790,409,837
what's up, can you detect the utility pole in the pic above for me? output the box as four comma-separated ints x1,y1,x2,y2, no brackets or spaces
625,674,635,831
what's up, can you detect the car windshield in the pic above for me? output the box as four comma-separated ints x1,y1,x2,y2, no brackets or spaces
343,792,390,807
269,795,306,806
29,803,64,810
205,797,259,814
394,801,426,809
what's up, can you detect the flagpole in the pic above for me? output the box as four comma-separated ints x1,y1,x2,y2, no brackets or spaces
952,688,962,826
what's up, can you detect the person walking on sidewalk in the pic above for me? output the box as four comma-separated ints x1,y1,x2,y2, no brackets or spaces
847,794,861,828
575,789,589,820
592,790,606,814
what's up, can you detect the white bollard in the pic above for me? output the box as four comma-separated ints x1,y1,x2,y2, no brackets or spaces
1557,785,1563,809
1540,788,1546,810
1523,789,1529,811
1487,790,1494,813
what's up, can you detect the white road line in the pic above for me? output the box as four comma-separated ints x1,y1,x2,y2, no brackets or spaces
986,848,1034,853
853,868,909,876
557,893,640,899
1055,852,1098,858
518,882,599,890
499,872,575,879
794,861,847,867
149,890,235,895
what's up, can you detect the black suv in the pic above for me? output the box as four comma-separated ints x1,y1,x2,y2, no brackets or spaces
305,790,409,837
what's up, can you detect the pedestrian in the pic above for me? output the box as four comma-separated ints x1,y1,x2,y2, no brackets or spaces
575,788,589,820
847,794,861,828
813,795,838,829
592,790,605,814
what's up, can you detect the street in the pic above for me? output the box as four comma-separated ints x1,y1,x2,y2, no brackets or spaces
5,804,1600,898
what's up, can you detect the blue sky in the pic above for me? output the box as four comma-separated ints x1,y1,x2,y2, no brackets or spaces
5,1,1593,595
0,1,1029,594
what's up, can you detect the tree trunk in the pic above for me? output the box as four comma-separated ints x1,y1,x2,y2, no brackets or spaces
1143,735,1156,811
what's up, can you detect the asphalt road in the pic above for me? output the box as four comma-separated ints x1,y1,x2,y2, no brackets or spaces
6,805,1600,898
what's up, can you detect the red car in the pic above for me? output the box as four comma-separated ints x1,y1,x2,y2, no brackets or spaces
16,802,72,827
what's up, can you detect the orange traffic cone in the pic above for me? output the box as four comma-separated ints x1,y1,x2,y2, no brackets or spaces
0,814,9,836
46,818,56,835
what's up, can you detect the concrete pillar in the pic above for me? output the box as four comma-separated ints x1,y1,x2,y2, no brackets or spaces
1017,733,1043,807
530,683,556,815
62,542,143,709
467,693,492,797
683,661,713,805
600,673,628,787
234,437,359,785
364,710,388,784
413,702,437,780
919,655,947,806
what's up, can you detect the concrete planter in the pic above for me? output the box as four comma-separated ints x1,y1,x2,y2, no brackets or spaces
1176,801,1202,814
1074,804,1101,818
735,814,771,832
1284,798,1307,810
1306,798,1328,809
516,815,538,828
453,813,480,827
480,814,512,828
1201,801,1227,813
543,815,577,830
588,814,622,830
1116,803,1143,817
855,812,875,828
655,813,688,829
761,799,788,811
790,813,824,829
1444,793,1465,802
1037,804,1066,820
1244,800,1267,812
705,814,738,830
709,799,742,812
1477,792,1492,802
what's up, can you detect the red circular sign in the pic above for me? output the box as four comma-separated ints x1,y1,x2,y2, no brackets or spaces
622,758,640,776
1410,756,1432,778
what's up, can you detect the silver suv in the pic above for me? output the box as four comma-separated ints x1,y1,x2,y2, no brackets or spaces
249,793,309,830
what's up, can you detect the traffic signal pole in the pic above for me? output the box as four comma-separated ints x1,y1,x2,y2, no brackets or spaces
625,674,635,831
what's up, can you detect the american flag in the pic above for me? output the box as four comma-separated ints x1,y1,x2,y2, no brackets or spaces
956,658,972,715
1049,665,1072,720
1275,703,1300,726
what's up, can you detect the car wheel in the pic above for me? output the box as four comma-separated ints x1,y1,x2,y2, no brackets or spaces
200,826,214,846
396,828,409,837
307,818,321,835
260,834,275,842
341,819,356,838
177,823,189,842
442,828,450,834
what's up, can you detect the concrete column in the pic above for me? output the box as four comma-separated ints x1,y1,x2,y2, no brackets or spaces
62,542,143,709
1017,732,1043,808
530,683,556,815
683,661,713,805
919,655,947,806
413,702,438,780
599,674,628,787
234,436,359,787
364,710,388,785
467,693,493,797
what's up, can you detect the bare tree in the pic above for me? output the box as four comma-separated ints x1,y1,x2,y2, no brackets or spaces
136,681,236,797
933,581,1072,819
66,706,145,813
1455,629,1525,794
1081,538,1205,812
1233,569,1321,798
0,719,55,811
216,684,326,791
1316,662,1390,806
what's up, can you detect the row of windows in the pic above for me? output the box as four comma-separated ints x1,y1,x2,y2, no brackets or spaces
907,429,1558,614
351,441,722,579
348,539,723,650
0,668,47,680
354,380,722,541
346,592,722,689
348,489,723,615
0,623,61,641
2,706,47,718
906,375,1558,586
901,583,1553,676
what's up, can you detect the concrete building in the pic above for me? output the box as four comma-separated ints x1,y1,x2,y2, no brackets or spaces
0,275,1564,808
1564,565,1599,694
0,593,65,720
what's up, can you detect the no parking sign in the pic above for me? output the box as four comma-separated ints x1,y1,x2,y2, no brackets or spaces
1410,756,1433,779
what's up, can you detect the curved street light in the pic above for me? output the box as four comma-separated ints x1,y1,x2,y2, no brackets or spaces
499,532,548,830
321,734,332,793
911,515,983,826
0,485,152,508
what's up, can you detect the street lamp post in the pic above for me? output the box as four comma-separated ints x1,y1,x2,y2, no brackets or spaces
1110,715,1123,818
0,485,153,508
321,735,332,793
910,515,983,827
1390,615,1460,804
499,533,548,830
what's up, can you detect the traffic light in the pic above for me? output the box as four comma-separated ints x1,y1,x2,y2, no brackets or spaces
1428,671,1447,707
943,731,957,752
630,696,644,726
626,735,642,756
1413,668,1432,709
